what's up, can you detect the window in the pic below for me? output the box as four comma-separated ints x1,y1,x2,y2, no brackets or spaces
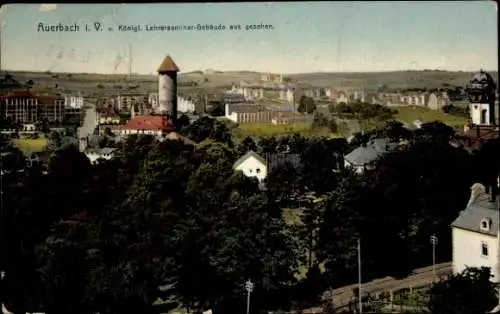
480,218,492,231
249,169,253,173
482,243,489,257
256,168,261,174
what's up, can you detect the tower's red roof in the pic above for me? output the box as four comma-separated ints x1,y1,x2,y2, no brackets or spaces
157,55,180,73
121,115,175,131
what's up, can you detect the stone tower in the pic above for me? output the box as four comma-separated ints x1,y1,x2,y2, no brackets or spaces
157,55,180,126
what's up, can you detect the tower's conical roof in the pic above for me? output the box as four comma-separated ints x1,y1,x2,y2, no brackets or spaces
157,55,180,73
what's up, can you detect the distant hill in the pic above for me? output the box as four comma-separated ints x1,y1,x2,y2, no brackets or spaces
2,70,497,95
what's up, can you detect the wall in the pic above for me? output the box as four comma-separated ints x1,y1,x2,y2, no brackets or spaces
470,103,491,125
452,227,499,281
234,156,268,182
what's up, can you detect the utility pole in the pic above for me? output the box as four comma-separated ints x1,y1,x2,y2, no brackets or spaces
128,43,132,81
430,234,438,279
245,279,254,314
358,238,362,314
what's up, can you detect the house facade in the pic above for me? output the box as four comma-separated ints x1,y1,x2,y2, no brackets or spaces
233,151,268,183
452,183,499,282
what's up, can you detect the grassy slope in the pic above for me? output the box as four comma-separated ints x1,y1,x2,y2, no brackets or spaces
13,138,48,154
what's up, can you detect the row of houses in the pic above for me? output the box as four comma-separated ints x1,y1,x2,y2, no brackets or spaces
229,84,295,103
305,88,452,109
97,93,196,114
223,102,312,125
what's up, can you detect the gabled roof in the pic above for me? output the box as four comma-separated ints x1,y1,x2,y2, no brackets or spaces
452,184,499,237
344,138,399,166
165,132,196,145
233,150,267,169
157,55,180,73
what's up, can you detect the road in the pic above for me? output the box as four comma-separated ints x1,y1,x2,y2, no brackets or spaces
77,104,97,140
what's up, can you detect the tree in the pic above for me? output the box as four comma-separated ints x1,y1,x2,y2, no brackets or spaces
47,131,63,152
184,116,232,145
237,136,258,156
298,96,316,114
428,267,497,314
177,114,191,131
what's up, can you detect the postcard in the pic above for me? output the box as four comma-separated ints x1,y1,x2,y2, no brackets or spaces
0,3,499,314
0,2,497,139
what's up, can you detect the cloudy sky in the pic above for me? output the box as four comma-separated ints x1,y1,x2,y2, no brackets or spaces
0,2,497,74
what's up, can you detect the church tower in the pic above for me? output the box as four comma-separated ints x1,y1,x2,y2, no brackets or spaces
467,70,497,127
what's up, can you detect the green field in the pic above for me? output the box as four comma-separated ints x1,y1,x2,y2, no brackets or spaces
358,106,469,133
394,106,468,128
13,138,48,154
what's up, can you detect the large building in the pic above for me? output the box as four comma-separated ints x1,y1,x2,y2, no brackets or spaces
452,183,499,282
0,91,66,124
451,70,499,292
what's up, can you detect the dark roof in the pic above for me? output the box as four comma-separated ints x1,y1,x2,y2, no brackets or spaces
157,55,180,73
344,138,399,166
233,150,267,169
226,103,264,114
37,95,63,105
452,185,499,237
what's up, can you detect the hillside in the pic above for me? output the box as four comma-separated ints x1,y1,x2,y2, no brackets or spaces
3,70,497,97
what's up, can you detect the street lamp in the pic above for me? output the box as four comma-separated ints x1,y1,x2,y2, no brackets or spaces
430,234,438,279
358,238,362,314
245,279,254,314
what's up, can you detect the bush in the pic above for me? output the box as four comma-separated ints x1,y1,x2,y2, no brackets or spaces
442,104,469,117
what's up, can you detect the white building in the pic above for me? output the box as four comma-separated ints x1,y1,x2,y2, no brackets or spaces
149,93,159,108
85,147,117,164
64,95,84,109
178,97,196,113
452,183,499,282
232,151,268,183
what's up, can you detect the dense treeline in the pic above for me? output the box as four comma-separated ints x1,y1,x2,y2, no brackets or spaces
1,116,500,313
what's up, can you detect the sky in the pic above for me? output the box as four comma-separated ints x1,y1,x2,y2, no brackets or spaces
0,2,497,74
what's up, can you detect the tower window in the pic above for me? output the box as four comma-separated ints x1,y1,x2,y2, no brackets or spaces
480,218,492,231
482,243,489,257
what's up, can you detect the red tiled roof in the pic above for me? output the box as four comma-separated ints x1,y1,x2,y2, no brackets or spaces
6,91,34,98
157,55,180,73
121,115,175,131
